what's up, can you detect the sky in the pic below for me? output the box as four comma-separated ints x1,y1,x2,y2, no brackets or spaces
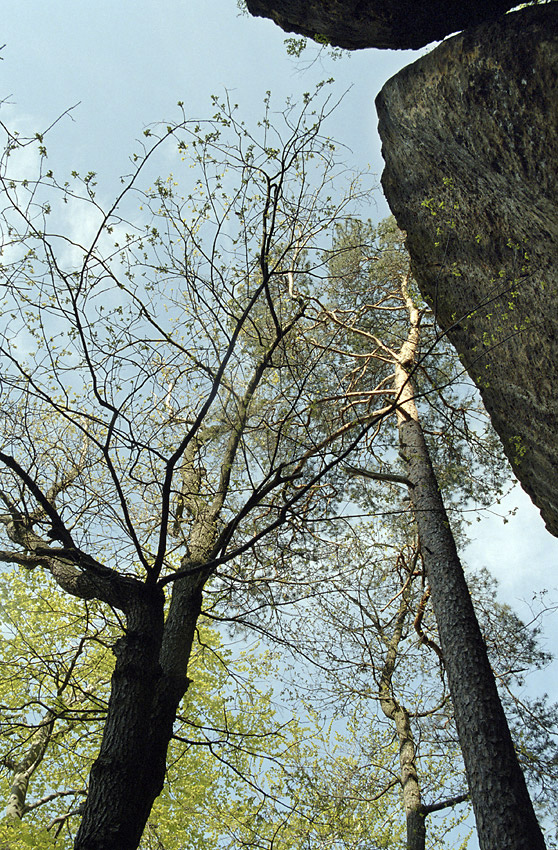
2,0,558,843
1,1,418,204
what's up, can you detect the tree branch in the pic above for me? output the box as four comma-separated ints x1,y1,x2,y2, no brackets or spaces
25,787,86,816
422,791,469,816
343,464,413,488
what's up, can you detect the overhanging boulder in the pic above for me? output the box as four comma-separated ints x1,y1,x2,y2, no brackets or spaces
245,0,518,50
376,4,558,534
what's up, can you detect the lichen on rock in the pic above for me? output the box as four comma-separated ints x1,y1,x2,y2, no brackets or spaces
376,3,558,535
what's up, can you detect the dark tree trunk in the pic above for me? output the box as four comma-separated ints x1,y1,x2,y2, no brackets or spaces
74,577,204,850
406,810,426,850
394,301,546,849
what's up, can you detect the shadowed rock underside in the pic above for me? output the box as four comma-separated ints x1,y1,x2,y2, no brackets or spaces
246,0,519,50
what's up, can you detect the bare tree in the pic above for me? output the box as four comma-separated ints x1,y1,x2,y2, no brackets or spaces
276,523,558,850
0,89,384,850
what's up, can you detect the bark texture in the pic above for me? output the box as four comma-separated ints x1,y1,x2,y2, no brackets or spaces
246,0,517,50
377,3,558,535
378,584,425,850
4,712,55,820
74,574,205,850
393,285,546,850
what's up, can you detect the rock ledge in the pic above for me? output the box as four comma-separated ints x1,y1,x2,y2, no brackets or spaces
246,0,518,50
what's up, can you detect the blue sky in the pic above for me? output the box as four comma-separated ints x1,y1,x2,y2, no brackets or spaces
3,1,558,843
2,1,418,202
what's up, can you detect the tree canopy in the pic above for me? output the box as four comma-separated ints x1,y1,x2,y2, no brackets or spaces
0,89,555,850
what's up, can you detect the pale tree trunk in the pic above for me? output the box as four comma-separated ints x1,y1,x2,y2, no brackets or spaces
385,704,425,850
378,575,425,850
393,279,546,850
4,711,55,820
380,677,425,850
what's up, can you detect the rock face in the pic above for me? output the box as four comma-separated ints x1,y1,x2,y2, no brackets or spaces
246,0,518,50
376,4,558,535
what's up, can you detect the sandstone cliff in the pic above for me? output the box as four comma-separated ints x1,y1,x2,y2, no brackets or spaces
245,0,518,50
376,3,558,535
247,0,558,537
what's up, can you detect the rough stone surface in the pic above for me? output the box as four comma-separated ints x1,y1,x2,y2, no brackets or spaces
376,4,558,535
246,0,518,50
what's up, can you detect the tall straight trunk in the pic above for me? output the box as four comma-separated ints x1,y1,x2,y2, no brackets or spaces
74,576,204,850
393,284,545,850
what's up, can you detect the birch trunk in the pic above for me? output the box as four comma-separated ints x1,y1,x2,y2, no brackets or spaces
380,675,425,850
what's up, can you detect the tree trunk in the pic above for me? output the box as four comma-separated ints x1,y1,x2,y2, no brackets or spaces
4,711,55,820
393,300,546,848
74,576,204,850
384,702,425,850
378,574,426,850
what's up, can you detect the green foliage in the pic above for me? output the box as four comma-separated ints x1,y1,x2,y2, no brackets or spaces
0,565,412,850
321,215,510,534
283,35,348,61
0,568,273,847
0,819,58,849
